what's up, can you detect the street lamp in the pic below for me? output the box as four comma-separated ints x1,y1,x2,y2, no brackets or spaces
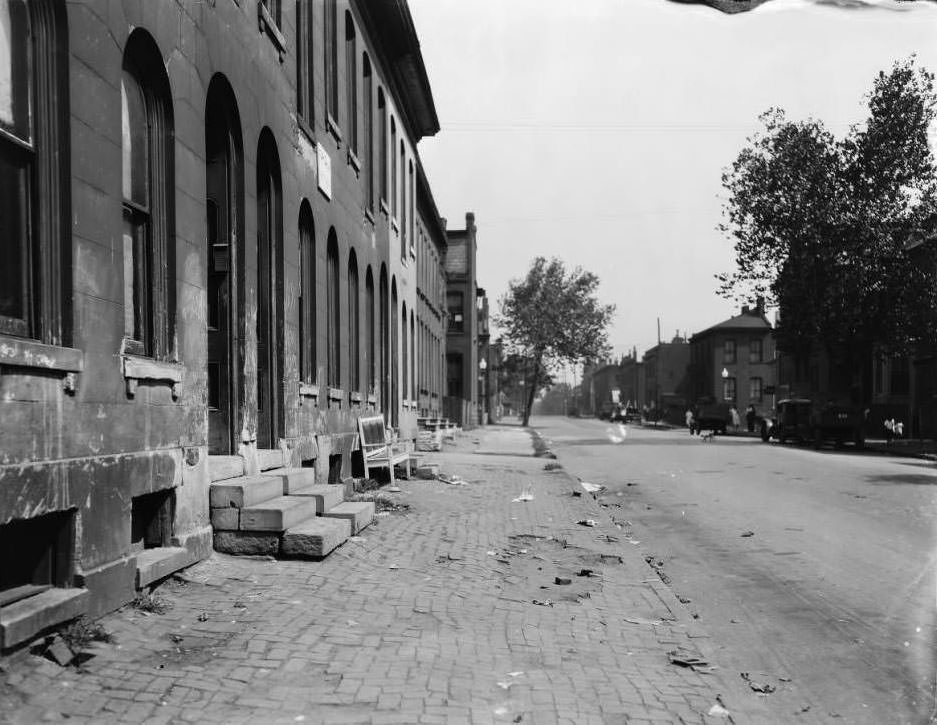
478,357,488,426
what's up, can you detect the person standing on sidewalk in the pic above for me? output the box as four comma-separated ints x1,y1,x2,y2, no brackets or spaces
746,404,756,433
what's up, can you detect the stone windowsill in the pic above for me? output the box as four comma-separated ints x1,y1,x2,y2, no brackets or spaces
258,3,286,60
367,394,377,405
349,391,363,403
326,114,342,147
299,382,319,398
364,207,375,225
0,335,83,374
298,116,315,146
328,387,344,402
123,354,184,399
391,218,399,234
379,199,389,217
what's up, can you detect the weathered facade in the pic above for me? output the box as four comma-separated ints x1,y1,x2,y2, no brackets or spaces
642,338,691,423
689,305,775,417
443,212,480,427
0,0,446,647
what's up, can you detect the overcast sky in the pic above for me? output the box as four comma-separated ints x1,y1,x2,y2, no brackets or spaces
409,0,937,360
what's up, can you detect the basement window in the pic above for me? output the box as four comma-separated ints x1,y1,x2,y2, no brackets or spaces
0,510,74,594
130,489,175,552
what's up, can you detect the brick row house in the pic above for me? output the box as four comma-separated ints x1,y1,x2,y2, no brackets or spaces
0,0,456,648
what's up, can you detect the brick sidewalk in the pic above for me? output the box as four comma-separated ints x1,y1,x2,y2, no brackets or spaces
1,429,745,724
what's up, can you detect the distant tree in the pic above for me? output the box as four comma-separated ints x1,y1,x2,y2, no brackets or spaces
497,257,615,426
718,57,937,401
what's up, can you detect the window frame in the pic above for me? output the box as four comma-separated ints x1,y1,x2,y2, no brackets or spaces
723,338,736,365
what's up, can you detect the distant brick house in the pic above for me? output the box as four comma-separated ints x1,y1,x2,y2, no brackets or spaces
689,305,776,418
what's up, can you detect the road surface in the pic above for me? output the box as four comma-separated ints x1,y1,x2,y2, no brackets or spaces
535,415,937,724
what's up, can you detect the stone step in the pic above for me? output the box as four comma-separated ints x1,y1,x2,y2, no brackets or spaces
285,483,344,513
0,587,89,649
261,467,317,495
135,546,197,589
210,507,239,531
214,530,280,557
321,501,375,535
210,475,284,510
416,463,440,479
256,448,285,472
239,496,319,532
208,455,244,482
281,517,351,559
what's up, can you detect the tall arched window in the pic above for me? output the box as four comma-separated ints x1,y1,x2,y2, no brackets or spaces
344,10,356,154
325,0,338,128
299,201,316,384
122,29,175,359
399,142,406,259
379,265,388,414
348,250,359,392
362,54,373,211
410,310,415,405
409,160,415,252
378,89,387,204
296,0,314,127
391,279,398,426
390,117,397,217
0,0,69,344
365,267,374,393
326,230,340,388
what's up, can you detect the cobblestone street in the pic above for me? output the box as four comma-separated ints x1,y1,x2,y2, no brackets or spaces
1,428,740,724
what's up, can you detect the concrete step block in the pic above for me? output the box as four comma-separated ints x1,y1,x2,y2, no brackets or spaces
281,517,351,559
256,448,285,472
135,546,197,589
213,530,280,556
0,587,89,650
210,475,283,510
208,455,244,482
210,507,239,531
416,463,440,479
239,496,319,532
321,501,375,535
261,467,318,495
287,484,344,513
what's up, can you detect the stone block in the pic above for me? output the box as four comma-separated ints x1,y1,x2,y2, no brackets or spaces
416,463,440,479
209,475,283,509
281,518,351,559
256,448,285,472
286,483,344,513
210,507,239,530
321,501,375,535
208,455,244,482
261,467,317,494
135,546,198,589
213,530,280,556
0,588,89,650
238,496,319,532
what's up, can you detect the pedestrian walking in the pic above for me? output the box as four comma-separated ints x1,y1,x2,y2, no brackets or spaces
884,418,895,444
730,406,740,433
746,404,756,433
685,407,695,434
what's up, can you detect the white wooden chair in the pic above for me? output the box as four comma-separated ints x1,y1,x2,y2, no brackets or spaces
357,414,411,484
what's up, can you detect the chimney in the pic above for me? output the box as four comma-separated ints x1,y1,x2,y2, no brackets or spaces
741,305,750,315
756,296,765,315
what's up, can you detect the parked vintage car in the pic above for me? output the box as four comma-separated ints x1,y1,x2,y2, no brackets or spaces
760,398,865,449
690,397,731,435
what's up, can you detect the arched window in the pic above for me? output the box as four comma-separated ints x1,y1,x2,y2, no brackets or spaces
390,117,397,217
391,278,398,426
362,54,373,211
122,29,175,359
299,201,316,384
399,142,406,259
326,230,340,388
325,0,338,128
410,310,415,404
365,267,374,393
409,160,415,252
296,0,314,127
345,10,356,154
0,0,69,344
378,89,387,204
348,250,359,391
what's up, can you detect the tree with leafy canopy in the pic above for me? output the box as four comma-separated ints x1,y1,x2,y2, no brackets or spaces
718,57,937,402
497,257,615,426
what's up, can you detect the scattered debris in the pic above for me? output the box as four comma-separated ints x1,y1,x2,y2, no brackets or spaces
437,473,467,486
532,599,554,607
36,635,76,667
435,553,463,563
197,613,209,622
668,649,713,672
576,519,598,527
577,568,594,577
386,485,401,493
623,617,665,626
59,616,113,651
131,591,170,615
577,478,605,495
512,485,534,502
741,531,755,538
677,595,692,604
708,702,731,718
554,577,572,586
741,672,777,694
779,676,792,683
543,462,562,471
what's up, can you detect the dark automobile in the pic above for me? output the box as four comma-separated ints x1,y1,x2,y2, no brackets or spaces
761,398,865,449
691,397,730,435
